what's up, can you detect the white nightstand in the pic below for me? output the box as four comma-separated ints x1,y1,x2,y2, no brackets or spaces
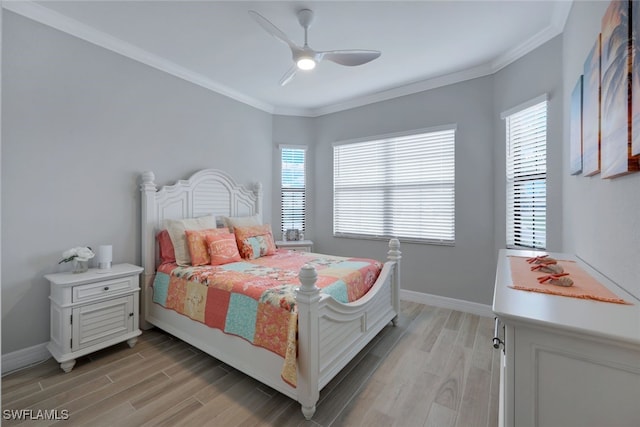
45,263,144,373
275,240,314,252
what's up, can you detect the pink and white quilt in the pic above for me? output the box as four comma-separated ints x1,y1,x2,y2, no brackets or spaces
152,249,382,385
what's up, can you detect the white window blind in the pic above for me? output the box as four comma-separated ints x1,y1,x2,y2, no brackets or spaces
281,146,306,237
505,99,547,249
333,127,455,244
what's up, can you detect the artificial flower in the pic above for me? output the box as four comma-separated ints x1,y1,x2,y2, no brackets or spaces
59,246,95,263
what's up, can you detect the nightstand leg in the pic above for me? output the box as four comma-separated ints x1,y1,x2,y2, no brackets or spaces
60,359,76,373
391,315,399,326
126,337,138,348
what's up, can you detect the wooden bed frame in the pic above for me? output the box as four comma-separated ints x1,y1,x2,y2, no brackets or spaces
139,168,401,419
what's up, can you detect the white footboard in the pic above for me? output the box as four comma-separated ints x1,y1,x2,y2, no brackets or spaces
318,261,397,386
295,239,401,419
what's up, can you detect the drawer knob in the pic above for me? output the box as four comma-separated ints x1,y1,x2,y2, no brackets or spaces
103,286,110,291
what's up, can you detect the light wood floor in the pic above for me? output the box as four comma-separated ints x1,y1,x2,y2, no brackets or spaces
2,301,499,426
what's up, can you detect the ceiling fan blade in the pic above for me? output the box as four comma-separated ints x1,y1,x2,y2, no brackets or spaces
321,50,381,66
248,10,298,51
279,66,297,86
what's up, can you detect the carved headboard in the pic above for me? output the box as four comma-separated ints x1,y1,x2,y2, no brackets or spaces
139,169,263,284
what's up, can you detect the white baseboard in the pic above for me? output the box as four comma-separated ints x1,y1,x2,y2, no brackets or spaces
2,342,51,376
400,289,493,318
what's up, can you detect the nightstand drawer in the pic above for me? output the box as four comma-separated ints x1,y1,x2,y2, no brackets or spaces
289,247,311,253
72,277,133,302
275,240,314,252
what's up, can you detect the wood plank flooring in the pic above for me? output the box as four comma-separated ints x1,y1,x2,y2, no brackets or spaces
2,302,499,426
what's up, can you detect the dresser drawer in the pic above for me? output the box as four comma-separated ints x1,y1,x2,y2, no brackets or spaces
72,276,134,302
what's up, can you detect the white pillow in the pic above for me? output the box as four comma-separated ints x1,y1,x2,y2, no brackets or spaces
164,215,219,266
222,214,262,232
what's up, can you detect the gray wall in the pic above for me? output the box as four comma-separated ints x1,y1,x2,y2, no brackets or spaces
562,1,640,299
492,35,564,254
7,4,628,358
312,77,497,305
1,12,273,353
273,35,563,307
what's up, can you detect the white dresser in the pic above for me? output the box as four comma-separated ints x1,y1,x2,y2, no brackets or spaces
45,263,143,372
492,249,640,427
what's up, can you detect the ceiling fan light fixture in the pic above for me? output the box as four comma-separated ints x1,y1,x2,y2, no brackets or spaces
296,57,316,70
248,9,381,85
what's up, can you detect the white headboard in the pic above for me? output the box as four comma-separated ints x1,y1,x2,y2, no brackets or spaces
139,169,262,279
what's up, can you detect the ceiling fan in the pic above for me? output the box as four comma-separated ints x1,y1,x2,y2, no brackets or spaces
248,9,381,86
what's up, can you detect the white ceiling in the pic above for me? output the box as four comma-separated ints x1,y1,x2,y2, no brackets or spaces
6,1,573,116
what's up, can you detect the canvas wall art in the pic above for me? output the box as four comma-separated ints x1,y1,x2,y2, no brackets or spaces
601,0,639,178
582,34,601,176
570,75,584,175
632,0,640,156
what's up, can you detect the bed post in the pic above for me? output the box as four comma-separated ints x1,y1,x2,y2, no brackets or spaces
388,238,401,326
296,264,321,420
139,171,157,330
252,182,263,222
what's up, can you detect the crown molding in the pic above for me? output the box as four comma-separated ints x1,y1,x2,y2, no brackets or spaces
4,0,573,118
2,0,275,114
491,0,572,73
285,63,496,117
490,24,561,73
552,0,574,32
278,1,573,117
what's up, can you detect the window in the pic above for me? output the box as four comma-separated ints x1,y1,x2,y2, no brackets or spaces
503,96,547,249
333,126,455,244
280,146,306,238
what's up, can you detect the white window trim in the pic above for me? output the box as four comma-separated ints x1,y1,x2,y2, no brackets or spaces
332,124,457,148
500,93,548,119
280,145,307,239
278,144,308,150
503,96,548,250
333,124,456,245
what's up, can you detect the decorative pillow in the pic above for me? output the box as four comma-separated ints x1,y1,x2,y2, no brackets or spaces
205,232,242,266
185,228,228,266
164,215,219,266
223,214,262,233
234,224,277,260
156,229,176,264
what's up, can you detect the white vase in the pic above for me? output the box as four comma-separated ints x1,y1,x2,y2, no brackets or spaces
72,259,89,274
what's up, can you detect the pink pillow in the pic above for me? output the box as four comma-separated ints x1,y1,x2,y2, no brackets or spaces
156,230,176,264
185,228,228,266
234,224,277,260
205,232,242,265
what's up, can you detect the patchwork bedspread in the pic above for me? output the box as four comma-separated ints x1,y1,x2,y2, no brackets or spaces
152,249,383,386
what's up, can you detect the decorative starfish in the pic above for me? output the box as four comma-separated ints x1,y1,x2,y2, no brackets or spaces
526,255,557,265
537,273,573,287
530,263,564,274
